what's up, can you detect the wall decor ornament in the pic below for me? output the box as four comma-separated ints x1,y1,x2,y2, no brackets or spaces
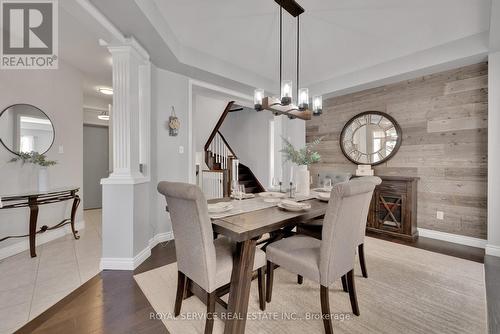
168,106,180,136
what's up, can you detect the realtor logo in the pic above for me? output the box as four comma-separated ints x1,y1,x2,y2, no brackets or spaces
1,0,58,69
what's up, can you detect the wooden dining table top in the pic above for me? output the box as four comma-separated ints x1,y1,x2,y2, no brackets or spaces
211,198,329,242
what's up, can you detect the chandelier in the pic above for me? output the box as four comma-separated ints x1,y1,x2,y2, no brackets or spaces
254,0,323,120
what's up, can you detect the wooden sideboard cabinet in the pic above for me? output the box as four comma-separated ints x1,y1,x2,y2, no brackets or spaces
366,176,419,240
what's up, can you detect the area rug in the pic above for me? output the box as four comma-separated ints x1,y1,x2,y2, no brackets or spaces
134,237,486,333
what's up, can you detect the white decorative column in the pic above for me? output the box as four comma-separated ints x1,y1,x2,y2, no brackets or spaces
100,38,152,270
487,51,500,257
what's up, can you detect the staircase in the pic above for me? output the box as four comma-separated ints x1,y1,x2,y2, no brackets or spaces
202,101,265,198
238,163,264,194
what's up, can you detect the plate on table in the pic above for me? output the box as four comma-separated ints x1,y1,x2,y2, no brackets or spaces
315,192,330,202
312,187,332,193
277,199,311,212
208,202,233,214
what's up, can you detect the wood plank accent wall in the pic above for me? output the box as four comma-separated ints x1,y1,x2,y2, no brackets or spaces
307,62,488,239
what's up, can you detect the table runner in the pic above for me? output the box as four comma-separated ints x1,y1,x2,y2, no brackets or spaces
209,193,317,219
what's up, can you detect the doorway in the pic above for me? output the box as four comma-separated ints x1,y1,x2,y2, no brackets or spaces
83,124,109,209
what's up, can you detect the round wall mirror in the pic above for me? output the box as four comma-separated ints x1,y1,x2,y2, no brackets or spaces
0,104,55,155
340,111,402,165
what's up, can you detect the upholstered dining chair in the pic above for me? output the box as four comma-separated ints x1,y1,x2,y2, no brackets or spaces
157,181,267,334
297,176,381,280
265,179,377,334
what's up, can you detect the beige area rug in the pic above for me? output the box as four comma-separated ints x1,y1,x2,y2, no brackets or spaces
134,237,486,334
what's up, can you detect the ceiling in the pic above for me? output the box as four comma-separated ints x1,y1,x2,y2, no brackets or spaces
89,0,494,97
58,3,113,107
151,0,490,87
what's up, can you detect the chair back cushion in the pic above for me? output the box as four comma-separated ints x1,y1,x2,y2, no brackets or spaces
351,176,382,245
157,181,217,292
320,179,376,286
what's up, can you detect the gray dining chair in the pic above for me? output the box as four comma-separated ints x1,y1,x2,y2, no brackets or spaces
265,179,377,334
297,176,381,281
157,181,267,334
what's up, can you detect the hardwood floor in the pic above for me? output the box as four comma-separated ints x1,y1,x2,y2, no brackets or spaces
15,236,487,334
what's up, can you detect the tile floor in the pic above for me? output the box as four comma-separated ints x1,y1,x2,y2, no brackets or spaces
0,209,102,334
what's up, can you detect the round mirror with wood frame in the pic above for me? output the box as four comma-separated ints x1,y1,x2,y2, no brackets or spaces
340,111,402,165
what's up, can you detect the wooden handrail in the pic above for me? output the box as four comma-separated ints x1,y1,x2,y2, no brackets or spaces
217,131,237,158
204,101,235,152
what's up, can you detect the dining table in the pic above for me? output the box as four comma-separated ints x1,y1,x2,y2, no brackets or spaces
210,194,329,334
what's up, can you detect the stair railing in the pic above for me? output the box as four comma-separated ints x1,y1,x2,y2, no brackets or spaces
203,102,238,198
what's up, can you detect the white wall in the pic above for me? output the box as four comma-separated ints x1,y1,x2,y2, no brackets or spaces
150,66,190,236
487,51,500,257
0,61,84,258
220,108,273,186
220,109,306,188
193,94,228,155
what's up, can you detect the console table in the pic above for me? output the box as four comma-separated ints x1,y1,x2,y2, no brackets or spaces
0,187,80,257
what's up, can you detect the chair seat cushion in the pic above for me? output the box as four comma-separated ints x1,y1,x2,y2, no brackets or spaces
214,237,266,290
266,236,321,284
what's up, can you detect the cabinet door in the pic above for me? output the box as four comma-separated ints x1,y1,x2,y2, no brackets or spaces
367,190,378,229
375,192,406,234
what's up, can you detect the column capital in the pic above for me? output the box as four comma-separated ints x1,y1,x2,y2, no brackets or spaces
105,37,150,64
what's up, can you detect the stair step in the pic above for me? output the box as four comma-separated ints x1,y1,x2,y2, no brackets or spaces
245,186,259,194
239,179,256,186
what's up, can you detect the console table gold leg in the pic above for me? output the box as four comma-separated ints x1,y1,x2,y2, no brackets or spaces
28,197,39,258
70,195,81,240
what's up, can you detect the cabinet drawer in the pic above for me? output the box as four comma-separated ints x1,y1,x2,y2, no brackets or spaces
377,181,407,195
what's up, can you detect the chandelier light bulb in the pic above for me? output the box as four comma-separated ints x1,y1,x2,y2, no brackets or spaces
298,88,309,110
313,95,323,116
281,80,292,105
254,88,264,111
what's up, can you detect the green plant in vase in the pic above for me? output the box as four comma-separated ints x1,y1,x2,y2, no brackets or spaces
9,151,57,167
9,151,57,191
280,136,323,196
280,136,322,166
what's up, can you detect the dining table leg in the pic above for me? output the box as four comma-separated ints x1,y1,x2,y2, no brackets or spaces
224,239,257,334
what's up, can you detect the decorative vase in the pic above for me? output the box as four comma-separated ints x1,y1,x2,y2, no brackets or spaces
38,167,49,192
294,165,310,196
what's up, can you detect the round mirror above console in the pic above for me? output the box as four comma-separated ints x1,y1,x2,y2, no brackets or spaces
0,104,55,155
340,111,402,165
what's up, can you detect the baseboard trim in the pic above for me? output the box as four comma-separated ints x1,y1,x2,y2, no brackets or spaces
0,220,85,261
417,228,487,249
485,244,500,257
100,231,174,271
148,231,174,249
100,257,135,271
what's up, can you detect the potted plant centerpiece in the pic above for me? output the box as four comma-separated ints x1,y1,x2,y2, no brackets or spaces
281,137,322,196
9,152,57,192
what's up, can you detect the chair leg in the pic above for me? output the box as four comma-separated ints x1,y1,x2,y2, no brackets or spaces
174,271,187,317
359,244,368,278
183,278,194,300
205,292,216,334
297,275,303,285
266,261,274,303
257,267,266,311
346,269,360,316
341,274,348,292
320,285,334,334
